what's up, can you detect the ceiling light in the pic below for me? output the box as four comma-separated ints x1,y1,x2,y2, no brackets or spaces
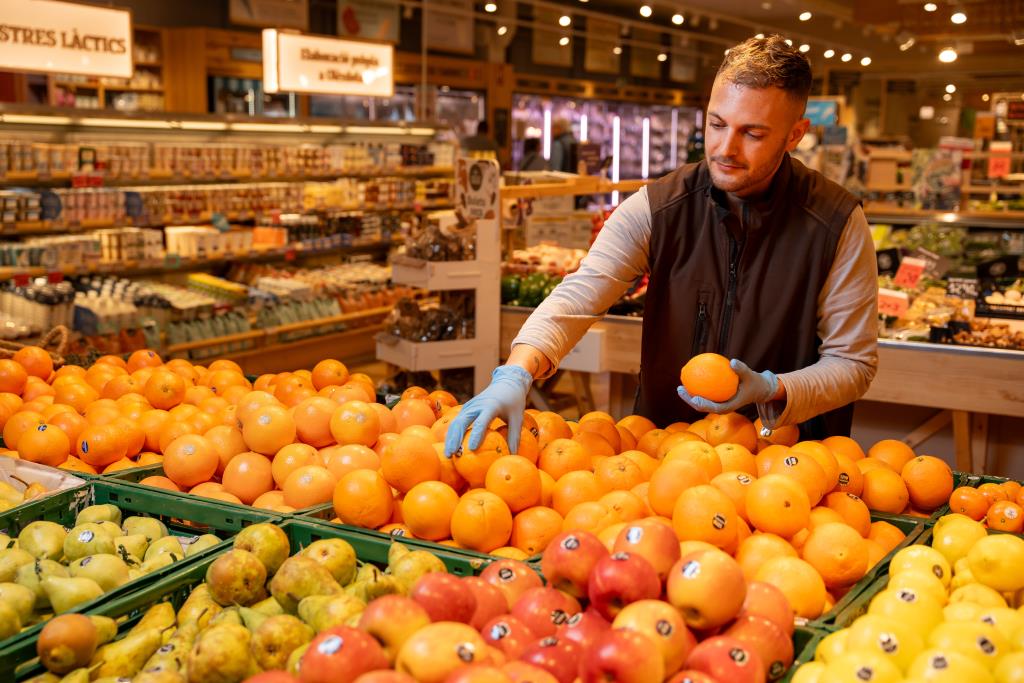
943,93,953,101
841,52,852,62
982,93,990,102
497,25,508,35
613,46,622,54
671,13,684,24
860,56,872,66
755,33,765,39
484,2,497,12
799,11,812,21
924,2,937,11
657,52,668,62
639,5,652,18
559,36,570,46
724,48,730,55
951,11,966,24
938,47,958,62
945,83,957,93
784,39,793,46
824,49,835,58
559,15,571,26
799,43,810,52
920,105,935,119
899,35,916,51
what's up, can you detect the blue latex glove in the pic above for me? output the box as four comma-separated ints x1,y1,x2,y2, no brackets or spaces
444,365,533,458
677,359,779,414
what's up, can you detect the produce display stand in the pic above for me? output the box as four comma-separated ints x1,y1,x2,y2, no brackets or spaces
782,628,828,683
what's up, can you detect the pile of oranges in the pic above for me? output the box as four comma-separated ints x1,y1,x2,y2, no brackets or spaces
949,480,1024,532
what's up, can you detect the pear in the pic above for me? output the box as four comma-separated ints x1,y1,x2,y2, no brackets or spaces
297,592,364,632
0,482,22,505
301,538,357,585
22,674,59,683
57,668,91,683
17,559,69,609
356,563,384,583
184,534,220,557
75,504,122,527
250,614,313,671
390,550,446,589
131,602,177,635
208,606,243,627
142,621,199,674
286,642,308,675
37,613,100,674
269,555,341,614
0,547,34,582
388,541,411,566
91,627,164,679
145,536,184,562
178,584,221,629
138,553,177,575
238,606,268,632
0,532,12,548
206,549,267,607
0,600,21,638
69,554,130,592
63,525,116,562
42,576,104,613
345,574,404,602
90,615,117,645
186,623,254,683
18,521,67,561
0,581,37,621
114,534,149,560
95,522,122,538
233,523,289,576
250,596,284,616
134,671,187,683
122,517,168,543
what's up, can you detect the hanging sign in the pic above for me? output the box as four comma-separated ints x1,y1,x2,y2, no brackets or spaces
0,0,133,78
262,29,393,97
338,0,400,43
230,0,309,31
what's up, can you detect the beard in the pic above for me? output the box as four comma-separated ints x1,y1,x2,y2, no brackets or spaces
707,139,789,197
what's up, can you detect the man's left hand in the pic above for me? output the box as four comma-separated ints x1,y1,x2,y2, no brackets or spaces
677,359,780,414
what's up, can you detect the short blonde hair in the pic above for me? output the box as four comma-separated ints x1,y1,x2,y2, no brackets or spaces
718,35,812,104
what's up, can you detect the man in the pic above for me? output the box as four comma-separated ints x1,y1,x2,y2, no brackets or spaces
446,36,878,455
461,120,499,155
548,118,577,173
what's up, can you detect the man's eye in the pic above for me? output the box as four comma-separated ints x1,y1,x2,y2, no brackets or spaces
710,122,725,129
747,133,763,139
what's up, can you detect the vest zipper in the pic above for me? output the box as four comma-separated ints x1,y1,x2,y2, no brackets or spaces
717,234,745,352
691,299,709,356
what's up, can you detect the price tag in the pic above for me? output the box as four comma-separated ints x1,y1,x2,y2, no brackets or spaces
12,274,30,286
46,272,64,284
893,257,927,289
878,288,910,318
946,277,979,299
910,247,951,279
284,249,296,262
211,212,230,233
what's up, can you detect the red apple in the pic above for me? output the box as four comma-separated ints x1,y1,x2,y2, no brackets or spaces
511,587,581,638
613,519,682,581
685,636,765,683
502,661,560,683
724,615,794,681
462,576,510,630
352,674,416,683
244,673,297,683
299,627,388,683
518,636,581,683
481,616,537,660
578,629,665,683
555,608,610,652
666,549,746,630
481,559,544,607
540,531,609,599
396,622,492,683
737,582,794,637
666,671,718,683
587,551,661,621
444,664,513,682
412,573,477,623
357,595,432,664
612,599,697,676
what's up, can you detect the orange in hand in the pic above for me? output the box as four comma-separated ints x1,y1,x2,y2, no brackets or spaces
680,353,738,403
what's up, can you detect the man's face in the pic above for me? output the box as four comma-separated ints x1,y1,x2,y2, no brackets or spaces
704,78,809,197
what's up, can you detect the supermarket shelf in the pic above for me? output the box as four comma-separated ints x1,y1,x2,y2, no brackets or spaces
390,255,493,290
216,323,384,374
375,334,485,372
501,177,647,199
961,184,1024,195
0,166,454,187
864,207,1024,228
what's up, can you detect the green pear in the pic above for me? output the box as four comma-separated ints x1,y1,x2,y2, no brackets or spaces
0,599,21,638
75,504,122,527
57,668,91,683
297,592,364,632
69,554,130,592
356,563,384,583
42,576,104,613
238,606,267,632
138,553,177,575
145,536,184,562
0,547,34,582
63,525,116,562
300,538,357,585
344,574,403,602
286,642,308,675
250,596,284,617
269,555,341,614
131,602,177,635
233,523,289,576
389,550,446,589
184,534,220,557
18,521,67,561
90,626,164,679
0,482,23,505
122,517,167,543
186,623,254,683
16,559,68,609
95,522,122,538
177,595,220,629
114,534,149,560
0,532,12,548
250,614,313,671
206,549,267,607
90,615,117,644
388,541,411,566
0,581,37,621
134,671,187,683
208,606,243,627
22,674,59,683
142,621,199,674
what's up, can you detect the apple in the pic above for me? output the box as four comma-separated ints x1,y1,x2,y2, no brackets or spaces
587,551,661,621
578,629,665,683
357,595,432,664
395,621,491,683
412,573,477,623
540,531,609,599
518,636,581,683
481,616,537,660
299,626,388,683
481,559,544,606
724,615,793,681
665,671,718,683
612,599,697,676
462,576,510,629
736,581,794,637
351,674,416,683
243,673,297,683
555,608,610,652
666,549,746,630
511,587,582,638
685,636,766,683
613,519,682,581
502,661,560,683
444,664,513,682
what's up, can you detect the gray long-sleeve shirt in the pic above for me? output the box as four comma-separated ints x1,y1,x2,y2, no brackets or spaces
511,185,879,427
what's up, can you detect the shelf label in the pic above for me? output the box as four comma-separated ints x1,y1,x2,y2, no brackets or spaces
878,288,910,318
39,190,62,221
947,277,979,299
124,192,143,219
893,256,927,289
910,247,950,279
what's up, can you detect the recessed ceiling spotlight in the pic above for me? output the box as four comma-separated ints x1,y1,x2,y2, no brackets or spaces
613,46,622,55
799,11,812,21
924,2,937,11
899,35,916,51
657,52,668,62
824,49,835,58
784,39,793,46
559,15,571,26
982,93,990,102
951,11,967,24
943,93,952,101
497,25,508,35
639,5,652,18
672,13,684,24
559,36,570,46
799,44,810,52
841,52,852,62
938,47,958,62
860,56,872,66
755,33,765,39
484,2,497,12
945,84,957,93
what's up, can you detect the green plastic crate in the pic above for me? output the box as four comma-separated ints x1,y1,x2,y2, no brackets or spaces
781,626,828,682
0,481,282,680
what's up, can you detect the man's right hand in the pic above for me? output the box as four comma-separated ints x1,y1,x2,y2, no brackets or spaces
444,365,533,457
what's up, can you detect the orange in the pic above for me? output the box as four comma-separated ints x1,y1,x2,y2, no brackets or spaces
647,460,709,518
282,465,337,508
856,458,887,476
753,419,799,449
46,410,87,447
320,443,380,482
764,452,829,506
864,540,887,568
949,486,988,521
822,435,865,461
208,359,242,374
53,382,99,414
485,455,542,513
100,375,141,400
401,481,460,541
754,556,828,619
680,353,738,402
571,432,616,460
580,410,615,424
686,419,709,441
534,412,572,450
801,522,868,589
860,468,909,514
189,482,225,498
236,391,279,423
551,471,606,517
113,417,145,457
791,442,840,493
620,449,659,480
617,415,657,441
510,506,564,555
204,424,247,476
655,431,705,460
901,456,953,512
577,419,621,452
594,454,645,491
165,359,200,384
867,520,905,553
831,452,864,497
242,404,296,456
538,470,556,508
126,349,163,373
710,471,754,520
380,433,442,493
736,532,797,581
143,370,187,410
562,501,618,535
273,375,315,408
866,439,916,472
329,400,381,447
715,443,757,477
599,490,646,523
365,402,396,435
162,434,218,488
987,501,1023,533
672,484,739,549
754,444,790,476
615,426,637,452
183,385,215,407
391,399,436,432
138,451,163,465
102,458,137,474
536,437,589,480
12,347,53,381
665,421,691,434
288,396,334,448
76,423,127,467
84,399,121,426
0,359,28,395
451,490,514,552
426,390,458,418
139,475,180,492
823,491,872,538
17,423,70,466
21,378,55,402
333,468,394,528
1001,480,1023,502
268,442,319,487
252,490,286,510
132,409,169,453
635,429,669,458
222,452,274,504
703,412,757,451
977,482,1009,506
808,507,845,528
168,403,200,422
663,441,723,479
745,473,811,538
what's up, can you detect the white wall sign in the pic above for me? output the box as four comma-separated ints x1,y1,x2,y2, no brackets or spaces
230,0,309,31
262,29,394,97
338,0,400,44
0,0,133,78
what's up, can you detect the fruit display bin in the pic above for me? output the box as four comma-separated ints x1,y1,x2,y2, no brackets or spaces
4,517,491,680
781,626,828,683
0,480,282,680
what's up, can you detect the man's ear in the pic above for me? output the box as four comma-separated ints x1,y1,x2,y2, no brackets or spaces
787,117,811,152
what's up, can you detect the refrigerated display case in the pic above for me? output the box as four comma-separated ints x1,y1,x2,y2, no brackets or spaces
307,86,484,136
